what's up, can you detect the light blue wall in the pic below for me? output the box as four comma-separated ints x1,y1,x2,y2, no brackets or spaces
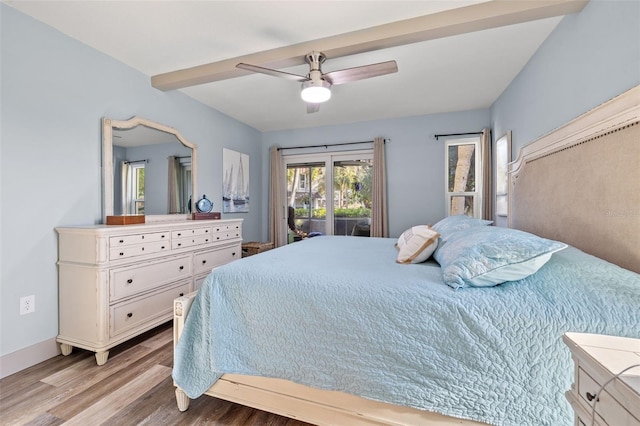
261,109,491,239
0,4,262,359
492,0,640,154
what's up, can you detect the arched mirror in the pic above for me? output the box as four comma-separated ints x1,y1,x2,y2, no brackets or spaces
102,116,198,223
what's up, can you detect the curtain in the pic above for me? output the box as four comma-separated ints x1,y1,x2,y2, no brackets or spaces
167,156,181,214
121,161,131,215
269,146,287,247
371,137,388,237
481,128,493,221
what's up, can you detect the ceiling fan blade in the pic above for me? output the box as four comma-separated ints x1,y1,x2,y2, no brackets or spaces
324,60,398,85
236,63,308,82
306,103,320,114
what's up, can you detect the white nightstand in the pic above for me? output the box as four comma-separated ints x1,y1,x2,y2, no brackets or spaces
563,333,640,426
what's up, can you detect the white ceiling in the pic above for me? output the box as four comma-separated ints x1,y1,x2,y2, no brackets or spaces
4,1,568,132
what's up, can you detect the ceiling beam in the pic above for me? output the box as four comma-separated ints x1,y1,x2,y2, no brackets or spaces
151,0,588,91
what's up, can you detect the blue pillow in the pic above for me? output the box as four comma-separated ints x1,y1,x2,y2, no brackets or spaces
431,215,492,247
433,226,567,289
432,215,492,235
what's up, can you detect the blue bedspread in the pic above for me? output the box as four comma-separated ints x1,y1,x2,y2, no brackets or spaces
173,236,640,426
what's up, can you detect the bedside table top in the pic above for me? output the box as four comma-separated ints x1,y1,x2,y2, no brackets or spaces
564,332,640,394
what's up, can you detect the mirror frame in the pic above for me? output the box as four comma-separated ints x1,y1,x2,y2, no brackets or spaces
102,116,198,223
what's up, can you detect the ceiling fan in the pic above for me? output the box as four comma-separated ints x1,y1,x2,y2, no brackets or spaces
236,51,398,113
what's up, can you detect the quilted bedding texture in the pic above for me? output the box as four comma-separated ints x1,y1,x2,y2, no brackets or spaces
173,236,640,426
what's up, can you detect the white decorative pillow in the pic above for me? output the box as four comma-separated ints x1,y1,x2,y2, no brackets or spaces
396,225,440,264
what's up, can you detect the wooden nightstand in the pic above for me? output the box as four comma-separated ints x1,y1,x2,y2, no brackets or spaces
563,333,640,426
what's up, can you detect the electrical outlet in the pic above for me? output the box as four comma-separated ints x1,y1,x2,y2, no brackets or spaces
20,295,35,315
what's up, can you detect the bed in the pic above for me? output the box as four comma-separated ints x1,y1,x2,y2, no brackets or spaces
172,85,640,426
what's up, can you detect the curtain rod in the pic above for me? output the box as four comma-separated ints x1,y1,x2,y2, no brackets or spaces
124,159,148,164
277,139,386,151
434,131,483,141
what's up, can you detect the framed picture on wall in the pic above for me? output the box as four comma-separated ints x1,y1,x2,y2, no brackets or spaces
495,131,511,217
222,148,250,213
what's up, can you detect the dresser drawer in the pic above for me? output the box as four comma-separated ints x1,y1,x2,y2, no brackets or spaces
213,223,237,232
109,240,170,260
172,235,214,250
110,255,192,302
194,245,240,275
110,231,169,247
212,228,242,242
171,227,212,239
110,281,191,337
578,368,640,425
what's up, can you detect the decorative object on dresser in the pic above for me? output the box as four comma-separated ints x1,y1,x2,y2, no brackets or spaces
195,194,213,213
241,241,274,258
192,212,221,220
563,333,640,426
105,215,145,225
192,194,219,220
56,219,242,365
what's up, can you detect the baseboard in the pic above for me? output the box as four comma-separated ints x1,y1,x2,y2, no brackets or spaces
0,338,60,379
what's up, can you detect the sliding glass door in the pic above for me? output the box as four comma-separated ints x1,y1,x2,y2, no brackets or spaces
285,151,372,242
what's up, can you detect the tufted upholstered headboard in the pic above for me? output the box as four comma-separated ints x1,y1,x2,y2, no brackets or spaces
508,85,640,273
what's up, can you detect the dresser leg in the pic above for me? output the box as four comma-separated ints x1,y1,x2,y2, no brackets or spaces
175,387,190,411
60,343,73,356
95,351,109,366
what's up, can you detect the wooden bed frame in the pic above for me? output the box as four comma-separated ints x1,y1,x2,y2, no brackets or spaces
172,84,639,425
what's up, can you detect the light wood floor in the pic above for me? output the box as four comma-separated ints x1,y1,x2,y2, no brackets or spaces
0,322,312,425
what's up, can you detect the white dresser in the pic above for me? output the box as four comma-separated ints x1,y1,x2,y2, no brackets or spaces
56,219,242,365
564,332,640,426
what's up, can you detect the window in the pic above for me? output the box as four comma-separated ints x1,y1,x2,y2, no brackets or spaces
495,131,511,218
130,163,145,214
445,137,482,218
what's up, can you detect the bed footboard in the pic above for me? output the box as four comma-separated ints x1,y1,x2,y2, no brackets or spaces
173,293,196,412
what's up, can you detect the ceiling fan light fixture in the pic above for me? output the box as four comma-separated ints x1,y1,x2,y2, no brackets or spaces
301,79,331,103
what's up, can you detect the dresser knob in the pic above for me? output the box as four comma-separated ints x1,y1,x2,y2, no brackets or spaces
179,265,184,270
127,313,133,318
127,279,133,284
119,252,124,256
177,233,182,236
179,292,184,297
161,246,165,249
119,239,124,243
232,252,236,257
202,260,207,264
585,392,598,402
